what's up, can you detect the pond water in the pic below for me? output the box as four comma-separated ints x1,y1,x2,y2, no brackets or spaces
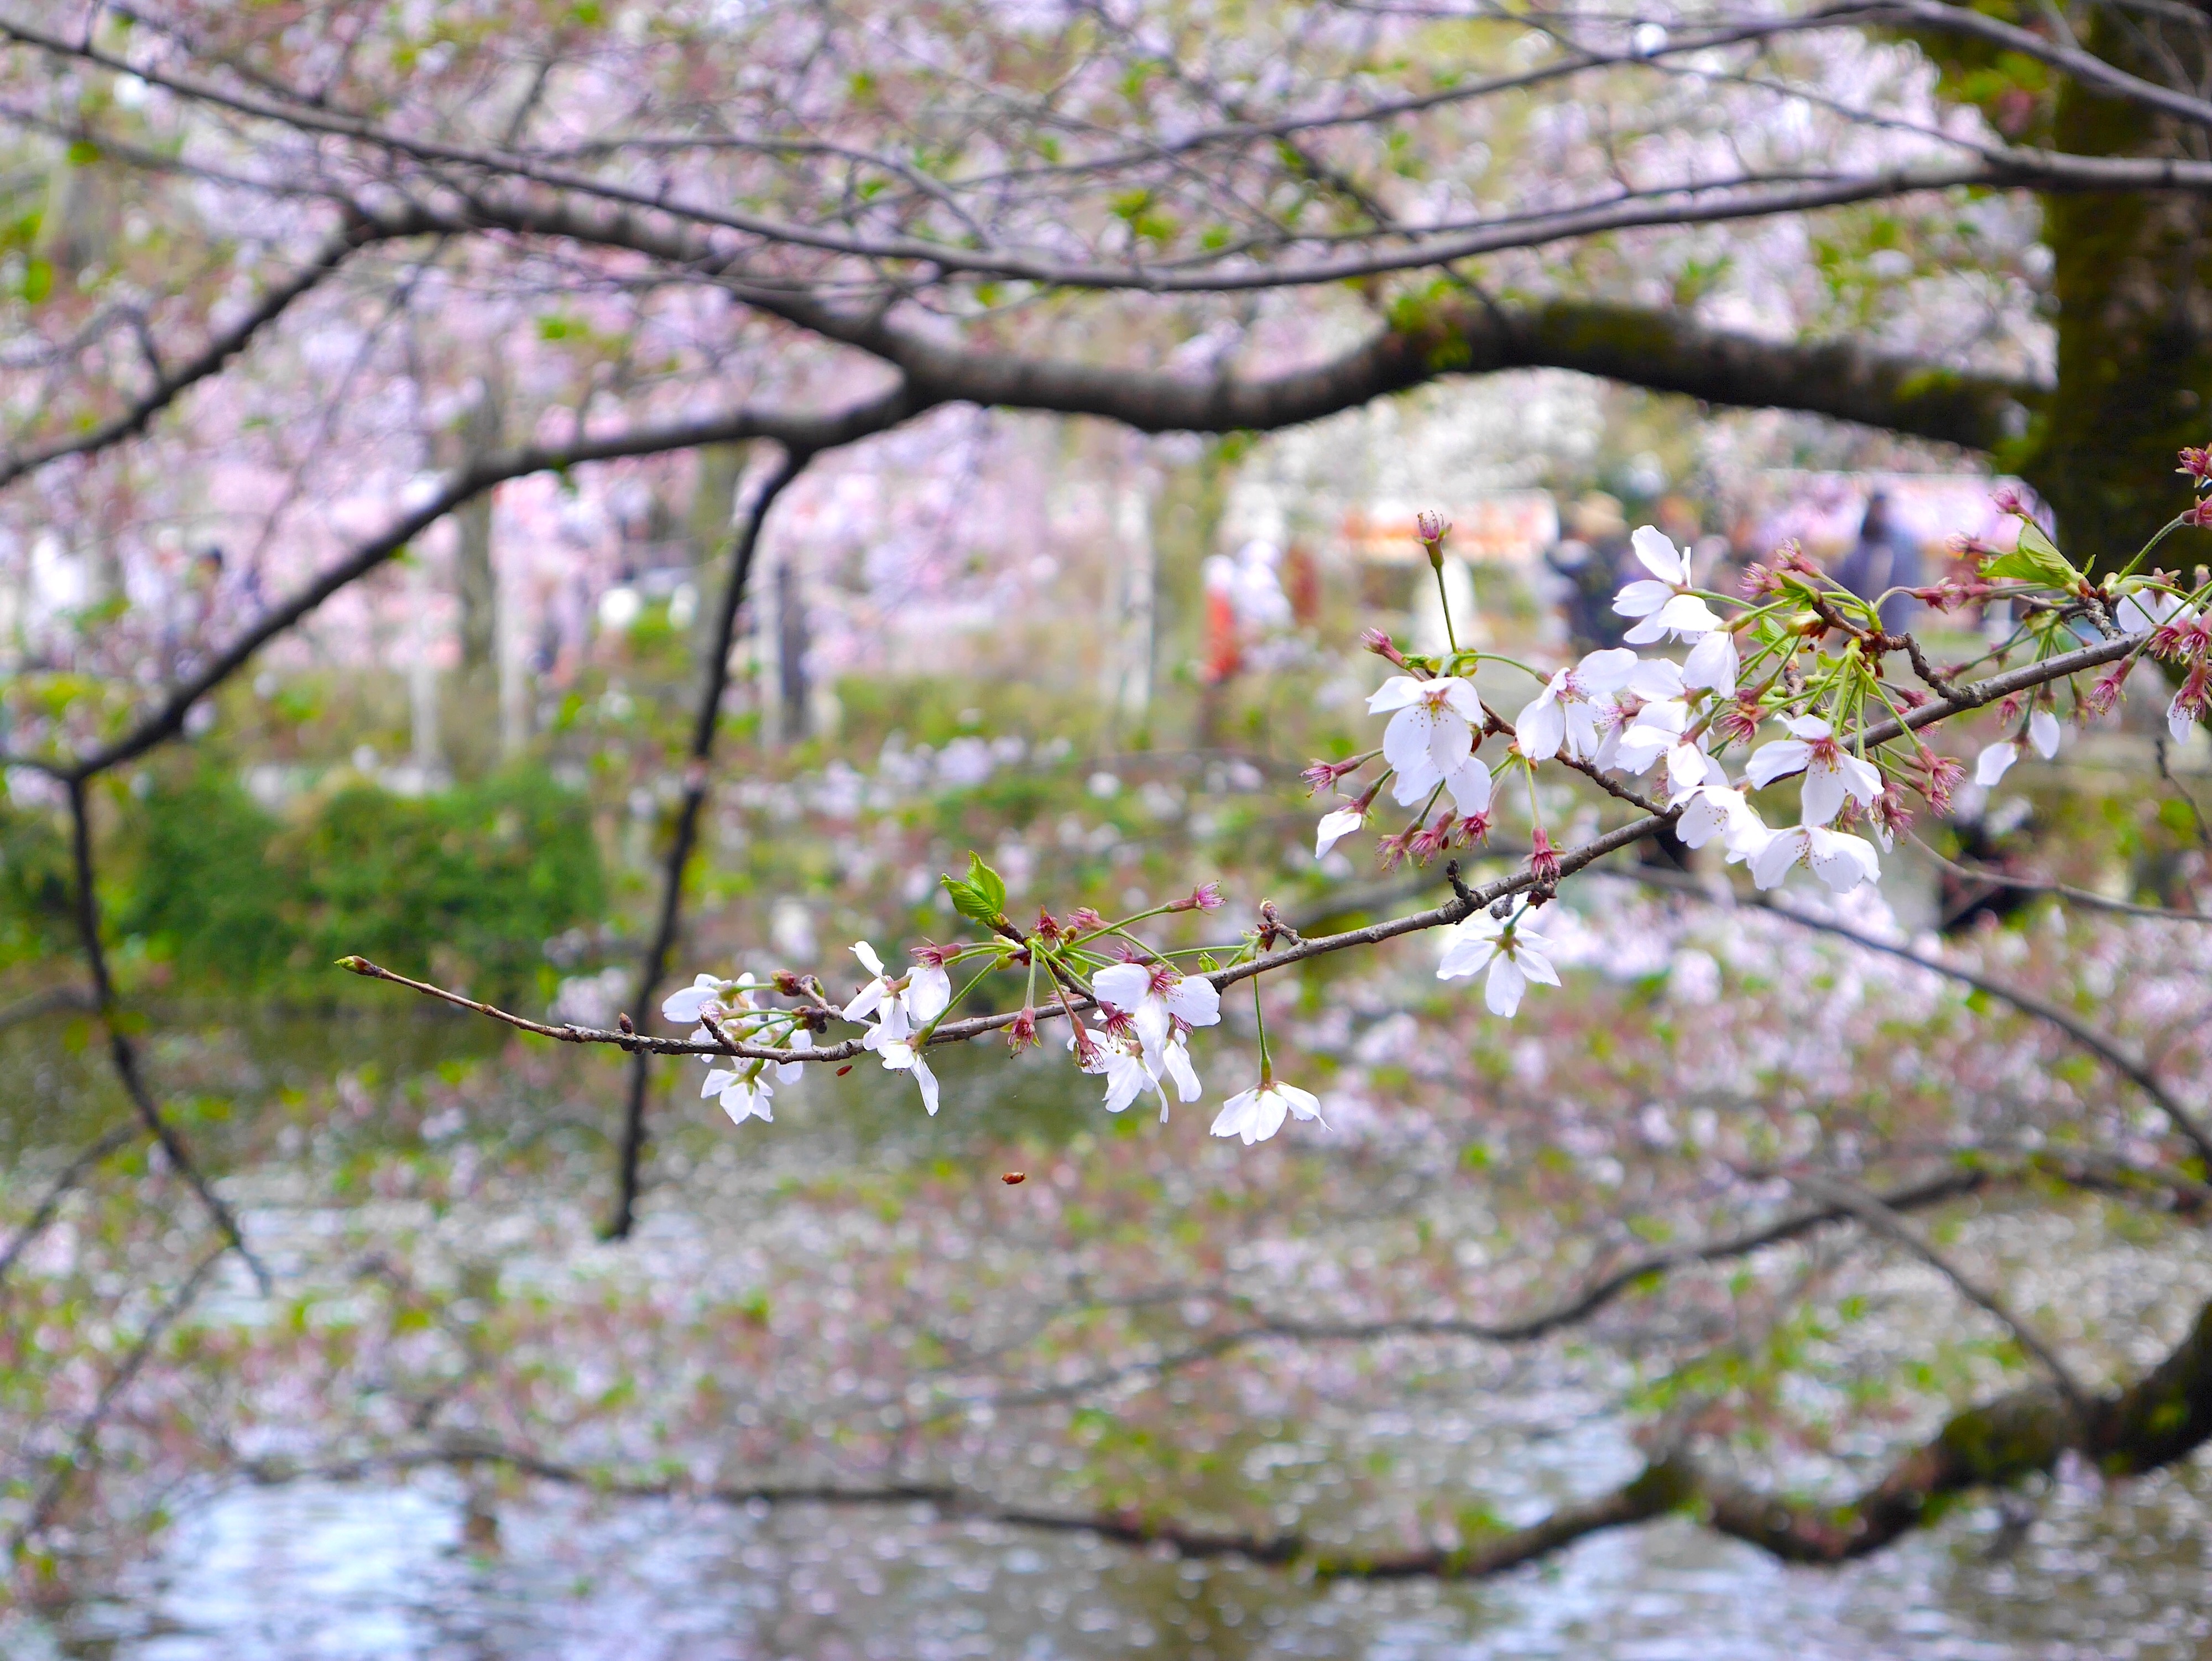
6,1006,2210,1660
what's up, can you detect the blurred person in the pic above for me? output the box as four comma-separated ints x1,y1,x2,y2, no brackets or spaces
1546,492,1630,650
1834,490,1921,634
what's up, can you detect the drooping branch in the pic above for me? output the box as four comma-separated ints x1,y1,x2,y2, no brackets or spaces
608,448,812,1240
63,779,270,1294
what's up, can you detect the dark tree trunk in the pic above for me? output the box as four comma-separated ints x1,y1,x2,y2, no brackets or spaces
2030,7,2212,572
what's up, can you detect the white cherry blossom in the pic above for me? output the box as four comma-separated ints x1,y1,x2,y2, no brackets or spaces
1745,716,1881,826
1974,741,2019,786
1747,822,1882,893
866,1024,940,1115
2029,709,2062,759
701,1034,808,1128
1614,700,1709,796
843,940,951,1035
1369,675,1484,804
1675,777,1768,859
1515,648,1681,762
1614,527,1723,643
1437,910,1561,1016
1210,1080,1325,1144
1091,960,1222,1067
1069,1025,1196,1118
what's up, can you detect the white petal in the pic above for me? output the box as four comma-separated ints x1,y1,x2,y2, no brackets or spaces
907,962,951,1023
1648,593,1721,638
1248,1088,1289,1143
1090,962,1150,1013
1436,920,1501,980
1276,1084,1325,1125
913,1056,939,1116
1631,525,1689,585
1613,578,1672,619
1315,808,1364,857
1383,705,1444,797
1443,756,1494,817
1808,828,1880,893
1682,630,1738,695
1515,945,1561,988
1366,675,1427,713
1624,655,1686,701
1622,613,1668,645
1161,975,1222,1029
1423,707,1475,782
2171,692,2197,743
1801,763,1846,827
1575,648,1637,692
1782,715,1833,741
2029,709,2061,758
702,1068,738,1098
1750,827,1803,889
843,981,886,1022
1211,1089,1259,1139
1664,742,1706,798
1974,741,2018,787
1433,678,1484,723
1837,753,1883,807
1515,692,1566,761
1484,954,1527,1017
852,940,884,977
1745,738,1811,789
1161,1040,1202,1102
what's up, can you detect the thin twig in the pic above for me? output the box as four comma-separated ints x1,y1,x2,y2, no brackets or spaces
0,1121,139,1293
1905,829,2210,923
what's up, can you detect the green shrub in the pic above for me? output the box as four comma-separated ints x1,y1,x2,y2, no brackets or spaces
0,798,77,969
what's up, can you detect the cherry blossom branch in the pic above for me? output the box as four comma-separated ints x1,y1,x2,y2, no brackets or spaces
609,448,812,1240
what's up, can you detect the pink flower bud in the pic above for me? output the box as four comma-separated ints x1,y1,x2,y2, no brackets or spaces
1991,484,2028,517
1452,810,1493,847
1361,627,1408,667
1168,881,1224,912
1408,814,1453,865
1067,907,1107,933
1528,826,1562,886
1917,750,1965,815
1005,1008,1040,1051
1415,509,1449,547
2178,446,2212,485
912,941,961,968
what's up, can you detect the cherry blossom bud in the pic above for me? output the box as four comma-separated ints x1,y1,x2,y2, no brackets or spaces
1915,749,1965,814
2083,664,2128,718
1005,1008,1040,1051
1302,757,1363,794
1739,561,1783,598
2184,499,2212,529
1997,694,2023,726
2178,445,2212,486
1168,881,1224,912
1528,825,1562,886
773,970,804,995
1870,783,1914,844
1991,484,2028,516
1361,627,1408,668
1773,540,1818,576
1414,509,1450,568
912,941,962,969
1892,685,1931,711
1067,907,1107,933
1714,692,1764,746
1408,814,1453,865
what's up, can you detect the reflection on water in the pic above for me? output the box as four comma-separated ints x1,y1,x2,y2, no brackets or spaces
23,1457,2212,1660
7,1012,2212,1660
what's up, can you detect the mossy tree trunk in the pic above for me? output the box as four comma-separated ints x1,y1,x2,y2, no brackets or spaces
2028,8,2212,573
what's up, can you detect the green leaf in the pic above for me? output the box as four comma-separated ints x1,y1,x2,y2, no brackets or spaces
941,852,1006,923
66,138,102,167
1981,520,2081,589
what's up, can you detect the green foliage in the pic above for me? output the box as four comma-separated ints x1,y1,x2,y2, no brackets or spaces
0,797,77,966
118,766,604,995
285,768,604,990
117,771,292,984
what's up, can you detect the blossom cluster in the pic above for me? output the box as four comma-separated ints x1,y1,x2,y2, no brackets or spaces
659,464,2210,1143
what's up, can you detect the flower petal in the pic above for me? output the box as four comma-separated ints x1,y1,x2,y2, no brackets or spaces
1089,962,1150,1013
1366,675,1427,713
1630,525,1688,585
1974,741,2018,787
